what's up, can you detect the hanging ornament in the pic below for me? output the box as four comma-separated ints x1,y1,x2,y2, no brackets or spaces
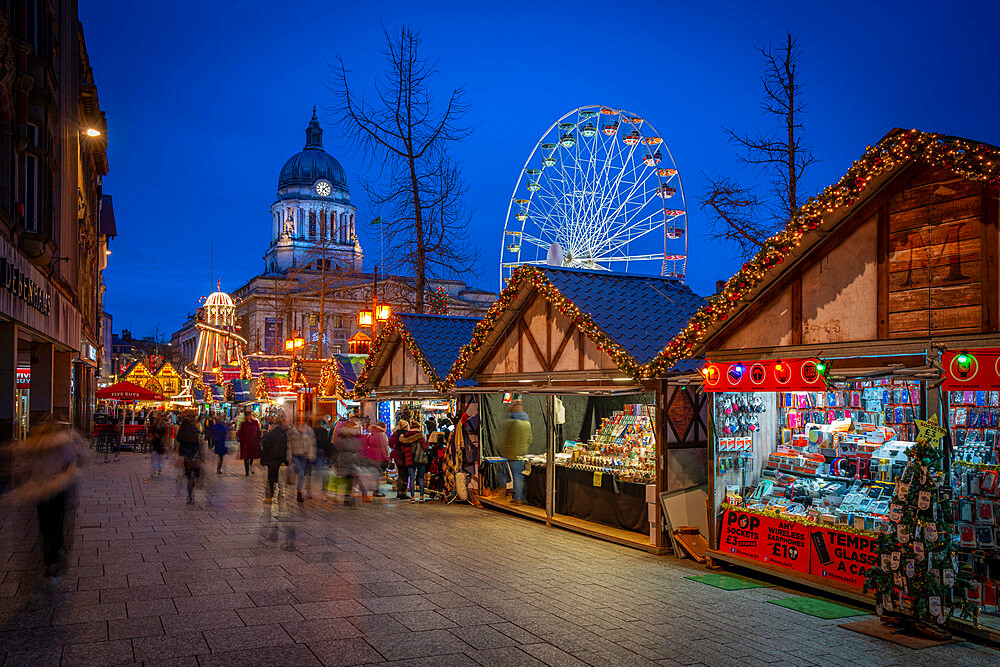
897,523,911,543
905,559,915,578
891,551,901,570
883,594,893,612
876,603,884,616
920,465,928,484
917,490,931,511
928,596,942,617
881,553,891,571
929,568,941,585
897,481,910,501
913,542,925,559
925,522,938,543
893,572,904,588
889,503,902,522
943,569,955,587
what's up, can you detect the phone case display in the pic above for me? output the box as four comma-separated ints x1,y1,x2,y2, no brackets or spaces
951,460,1000,619
721,380,921,532
950,391,1000,465
565,404,655,483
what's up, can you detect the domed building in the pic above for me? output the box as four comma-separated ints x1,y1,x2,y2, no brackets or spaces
172,110,494,367
264,108,362,274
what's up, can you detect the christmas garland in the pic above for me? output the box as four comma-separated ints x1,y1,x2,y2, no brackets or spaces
318,360,347,399
952,460,1000,473
444,265,643,387
643,131,1000,379
719,502,879,538
352,316,454,397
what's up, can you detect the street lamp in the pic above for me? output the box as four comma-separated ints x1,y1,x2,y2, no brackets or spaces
357,266,391,341
284,331,305,358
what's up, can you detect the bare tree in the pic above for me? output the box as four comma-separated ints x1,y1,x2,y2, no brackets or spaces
701,33,817,259
332,26,476,311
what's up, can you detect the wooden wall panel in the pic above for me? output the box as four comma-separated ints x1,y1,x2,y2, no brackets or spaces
719,287,793,350
886,168,984,338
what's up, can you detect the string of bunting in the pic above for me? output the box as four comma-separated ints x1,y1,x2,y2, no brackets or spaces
642,130,1000,378
952,459,1000,473
444,265,642,386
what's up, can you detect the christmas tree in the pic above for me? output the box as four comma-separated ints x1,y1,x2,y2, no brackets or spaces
864,425,978,635
428,285,449,315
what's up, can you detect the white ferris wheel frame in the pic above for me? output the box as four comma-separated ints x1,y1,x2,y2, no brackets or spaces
500,104,688,288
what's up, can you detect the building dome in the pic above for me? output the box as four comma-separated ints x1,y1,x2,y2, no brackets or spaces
277,109,348,192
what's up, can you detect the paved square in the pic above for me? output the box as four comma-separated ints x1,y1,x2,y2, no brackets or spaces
0,454,996,666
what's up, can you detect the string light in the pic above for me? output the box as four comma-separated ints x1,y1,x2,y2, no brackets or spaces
643,130,1000,378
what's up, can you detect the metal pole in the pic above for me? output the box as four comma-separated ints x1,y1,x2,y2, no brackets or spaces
545,394,555,522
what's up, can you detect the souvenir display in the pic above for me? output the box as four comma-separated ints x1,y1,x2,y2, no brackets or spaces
562,404,655,483
951,459,1000,619
949,391,1000,465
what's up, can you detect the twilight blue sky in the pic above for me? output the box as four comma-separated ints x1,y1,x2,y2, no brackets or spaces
81,0,1000,338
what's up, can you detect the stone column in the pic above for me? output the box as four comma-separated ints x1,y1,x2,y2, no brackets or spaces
29,342,54,427
0,322,17,443
53,349,72,423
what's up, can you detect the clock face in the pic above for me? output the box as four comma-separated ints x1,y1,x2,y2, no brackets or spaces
315,180,332,197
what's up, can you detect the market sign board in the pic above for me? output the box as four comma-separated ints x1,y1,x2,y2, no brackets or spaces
941,348,1000,391
720,508,875,589
701,358,827,392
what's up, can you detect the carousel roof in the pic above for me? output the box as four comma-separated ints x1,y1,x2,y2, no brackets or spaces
248,355,292,378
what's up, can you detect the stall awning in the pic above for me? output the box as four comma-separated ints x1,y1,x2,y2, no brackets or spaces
96,380,164,401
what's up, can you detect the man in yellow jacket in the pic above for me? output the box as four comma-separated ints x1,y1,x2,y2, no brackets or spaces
501,399,531,504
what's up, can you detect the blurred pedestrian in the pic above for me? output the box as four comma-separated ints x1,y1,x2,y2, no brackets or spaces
334,416,362,506
176,411,202,504
209,414,228,475
400,423,429,503
362,421,390,499
260,413,289,503
291,420,317,502
237,410,261,476
389,420,409,500
4,417,86,588
149,413,168,477
501,399,531,505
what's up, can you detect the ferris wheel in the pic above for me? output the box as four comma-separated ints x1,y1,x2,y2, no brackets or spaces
500,105,687,286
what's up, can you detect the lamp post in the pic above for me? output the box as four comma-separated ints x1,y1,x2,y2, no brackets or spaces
357,265,391,342
284,331,305,359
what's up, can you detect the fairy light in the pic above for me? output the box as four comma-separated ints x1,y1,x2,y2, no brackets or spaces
643,130,1000,377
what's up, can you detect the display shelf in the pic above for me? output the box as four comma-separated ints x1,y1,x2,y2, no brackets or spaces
560,404,655,483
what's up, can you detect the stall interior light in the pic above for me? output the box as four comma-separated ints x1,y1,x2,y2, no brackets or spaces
816,361,827,374
957,351,970,365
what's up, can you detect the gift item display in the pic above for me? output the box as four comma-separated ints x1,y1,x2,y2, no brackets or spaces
562,404,656,483
951,459,1000,623
949,391,1000,465
865,437,979,628
717,380,922,532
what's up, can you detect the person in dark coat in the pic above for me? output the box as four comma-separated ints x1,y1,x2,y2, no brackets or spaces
400,425,429,503
175,412,202,504
149,414,168,477
237,410,262,476
260,413,289,503
209,414,228,474
388,420,410,500
333,418,362,506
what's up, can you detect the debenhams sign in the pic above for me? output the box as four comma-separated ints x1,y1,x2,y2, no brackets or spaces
1,257,51,316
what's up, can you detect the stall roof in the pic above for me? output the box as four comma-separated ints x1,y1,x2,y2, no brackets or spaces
232,378,251,403
247,355,291,378
331,353,367,393
451,265,704,384
353,314,481,396
645,129,1000,377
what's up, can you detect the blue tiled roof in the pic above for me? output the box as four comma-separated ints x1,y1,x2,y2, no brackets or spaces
538,267,704,365
331,353,367,392
248,355,291,378
232,379,251,403
396,314,481,384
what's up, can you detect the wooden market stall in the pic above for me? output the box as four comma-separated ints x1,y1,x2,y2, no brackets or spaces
452,265,708,553
644,129,1000,626
351,313,484,495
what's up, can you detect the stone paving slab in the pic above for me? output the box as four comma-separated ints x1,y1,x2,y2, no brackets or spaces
0,454,997,666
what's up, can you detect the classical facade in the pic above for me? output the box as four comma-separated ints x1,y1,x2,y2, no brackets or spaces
0,2,110,441
172,111,493,363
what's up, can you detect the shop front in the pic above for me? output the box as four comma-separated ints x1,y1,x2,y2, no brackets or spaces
641,129,1000,630
452,265,707,553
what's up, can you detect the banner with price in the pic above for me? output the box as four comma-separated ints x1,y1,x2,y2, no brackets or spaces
719,509,810,574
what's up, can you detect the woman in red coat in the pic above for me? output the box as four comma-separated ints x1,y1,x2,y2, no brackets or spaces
237,410,262,476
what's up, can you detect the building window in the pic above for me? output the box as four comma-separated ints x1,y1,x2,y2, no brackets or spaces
309,210,317,238
19,124,39,233
331,345,343,354
332,315,344,329
320,210,327,240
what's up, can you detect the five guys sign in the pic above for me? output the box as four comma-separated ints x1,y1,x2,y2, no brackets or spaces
701,358,828,392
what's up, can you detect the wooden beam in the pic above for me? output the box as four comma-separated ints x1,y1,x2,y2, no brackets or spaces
982,187,999,332
546,301,552,370
791,277,802,345
578,330,585,369
877,204,890,339
550,318,578,371
520,319,548,372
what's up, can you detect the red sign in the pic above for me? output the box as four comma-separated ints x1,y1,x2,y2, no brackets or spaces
702,358,827,392
719,509,875,590
808,526,878,589
16,366,29,389
941,348,1000,391
719,509,810,574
